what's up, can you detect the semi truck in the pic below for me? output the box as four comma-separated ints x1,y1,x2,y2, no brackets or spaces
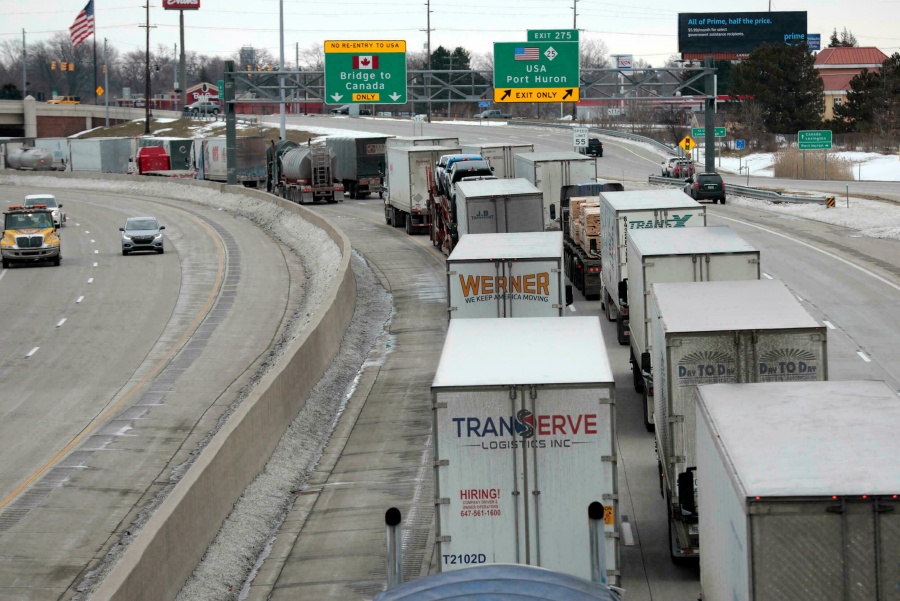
325,135,388,199
460,143,534,179
446,232,568,318
514,152,597,231
198,137,268,187
432,317,619,585
559,183,624,302
275,144,342,204
696,380,899,601
454,178,544,237
599,189,706,345
69,137,132,173
385,144,460,235
627,226,761,431
650,279,828,562
386,136,459,150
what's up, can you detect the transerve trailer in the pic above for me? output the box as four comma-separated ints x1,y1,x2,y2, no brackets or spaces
600,189,706,345
386,136,459,150
432,317,619,585
650,279,827,562
454,178,545,237
627,226,760,430
460,143,534,179
326,135,388,198
385,144,460,234
69,138,131,173
697,380,900,601
514,152,597,231
447,232,566,318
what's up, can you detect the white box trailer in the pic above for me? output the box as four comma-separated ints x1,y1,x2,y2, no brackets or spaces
432,317,619,584
69,137,132,173
385,144,460,234
626,226,760,430
696,380,900,601
461,143,535,179
599,189,706,346
385,136,459,150
454,178,545,237
33,138,70,170
650,279,828,561
514,152,597,231
447,232,566,319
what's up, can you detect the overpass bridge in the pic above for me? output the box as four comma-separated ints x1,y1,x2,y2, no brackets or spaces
0,97,179,138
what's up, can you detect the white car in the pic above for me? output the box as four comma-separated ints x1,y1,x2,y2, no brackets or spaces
24,194,66,227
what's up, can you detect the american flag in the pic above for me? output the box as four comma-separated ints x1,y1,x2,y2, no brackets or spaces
514,47,539,61
69,0,95,47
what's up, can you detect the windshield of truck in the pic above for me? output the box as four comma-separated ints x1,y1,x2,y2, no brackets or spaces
7,212,53,229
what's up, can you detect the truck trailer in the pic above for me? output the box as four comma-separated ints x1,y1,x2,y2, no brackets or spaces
198,137,268,187
386,136,459,150
432,317,619,585
514,152,597,231
385,144,460,235
600,189,706,345
326,135,388,199
453,178,545,238
627,226,760,430
69,137,132,173
650,279,828,562
460,143,534,179
696,380,900,601
446,232,567,318
277,145,342,204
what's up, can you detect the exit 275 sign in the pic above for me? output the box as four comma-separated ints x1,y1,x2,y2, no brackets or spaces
324,40,407,104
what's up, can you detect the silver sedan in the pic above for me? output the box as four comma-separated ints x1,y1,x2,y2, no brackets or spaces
120,216,165,255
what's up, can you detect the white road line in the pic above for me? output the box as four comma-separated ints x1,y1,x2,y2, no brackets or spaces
93,262,98,267
762,272,774,279
56,318,66,328
87,278,94,284
823,320,836,330
76,223,80,226
0,270,6,281
857,351,872,363
715,214,900,294
93,249,99,254
797,295,804,302
76,296,84,303
568,304,577,312
84,231,89,234
25,347,39,358
90,239,95,243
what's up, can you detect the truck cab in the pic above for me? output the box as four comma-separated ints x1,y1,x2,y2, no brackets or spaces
1,205,62,269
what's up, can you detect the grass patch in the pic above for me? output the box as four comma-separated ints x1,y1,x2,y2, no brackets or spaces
773,147,853,181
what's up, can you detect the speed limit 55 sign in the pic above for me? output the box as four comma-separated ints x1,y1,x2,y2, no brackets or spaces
573,127,589,148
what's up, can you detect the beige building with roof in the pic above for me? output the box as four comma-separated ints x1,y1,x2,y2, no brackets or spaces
815,47,889,120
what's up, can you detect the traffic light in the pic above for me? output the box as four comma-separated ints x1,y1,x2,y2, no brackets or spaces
51,61,56,70
61,61,68,70
102,64,106,74
266,65,272,71
68,62,74,71
256,65,261,71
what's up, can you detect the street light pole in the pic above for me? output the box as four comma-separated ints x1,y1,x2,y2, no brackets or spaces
143,1,151,134
279,0,286,139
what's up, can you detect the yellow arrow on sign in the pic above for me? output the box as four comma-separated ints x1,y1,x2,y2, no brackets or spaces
96,86,104,97
679,135,696,152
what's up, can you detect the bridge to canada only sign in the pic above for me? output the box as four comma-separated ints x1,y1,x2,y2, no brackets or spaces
493,41,580,103
324,40,407,104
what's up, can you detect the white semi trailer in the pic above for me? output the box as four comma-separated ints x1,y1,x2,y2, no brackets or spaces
432,317,620,585
626,226,760,430
696,380,900,601
514,152,597,231
460,143,535,179
650,279,828,562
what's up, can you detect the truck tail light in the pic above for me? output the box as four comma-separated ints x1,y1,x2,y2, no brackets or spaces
302,187,311,192
335,184,344,191
721,182,725,190
694,183,700,190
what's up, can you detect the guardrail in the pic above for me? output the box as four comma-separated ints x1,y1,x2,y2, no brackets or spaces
507,121,678,156
648,175,829,204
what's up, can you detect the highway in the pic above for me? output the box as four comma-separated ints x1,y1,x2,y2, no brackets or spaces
0,184,306,598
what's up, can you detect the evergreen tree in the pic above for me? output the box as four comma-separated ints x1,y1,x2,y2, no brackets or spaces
834,69,883,131
733,42,823,133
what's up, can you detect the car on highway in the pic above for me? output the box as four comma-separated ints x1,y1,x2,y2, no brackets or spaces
1,204,61,268
46,96,81,105
474,109,511,119
578,138,604,157
24,194,66,228
120,216,165,255
185,100,219,116
331,105,372,115
684,172,726,204
662,157,694,178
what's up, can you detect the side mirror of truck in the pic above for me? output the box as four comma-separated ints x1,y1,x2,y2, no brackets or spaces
678,468,697,516
565,285,573,306
640,351,651,375
549,204,556,221
618,280,628,305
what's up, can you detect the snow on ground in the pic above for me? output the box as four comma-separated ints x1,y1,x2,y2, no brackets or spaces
699,148,899,181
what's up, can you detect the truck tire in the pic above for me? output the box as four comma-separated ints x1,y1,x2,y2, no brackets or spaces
631,352,644,393
617,316,628,346
2,258,9,269
53,254,61,266
392,207,404,228
720,197,726,205
405,215,413,235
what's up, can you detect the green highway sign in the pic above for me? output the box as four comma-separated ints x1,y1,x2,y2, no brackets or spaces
798,130,833,150
324,40,407,105
493,41,580,103
217,80,224,98
692,127,726,138
527,29,579,42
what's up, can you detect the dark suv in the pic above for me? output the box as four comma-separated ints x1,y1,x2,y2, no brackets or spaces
578,138,603,157
685,172,726,204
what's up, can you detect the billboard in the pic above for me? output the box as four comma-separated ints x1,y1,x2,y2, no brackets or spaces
163,0,200,9
678,11,807,54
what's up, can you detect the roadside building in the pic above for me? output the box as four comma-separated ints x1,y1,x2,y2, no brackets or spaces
814,47,888,119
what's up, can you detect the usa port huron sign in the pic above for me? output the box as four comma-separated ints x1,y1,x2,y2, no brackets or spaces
493,41,580,103
324,40,407,104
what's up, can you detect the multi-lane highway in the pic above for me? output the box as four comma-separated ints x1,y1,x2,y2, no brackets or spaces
1,116,899,600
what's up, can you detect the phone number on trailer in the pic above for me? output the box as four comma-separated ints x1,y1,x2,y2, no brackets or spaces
460,509,502,517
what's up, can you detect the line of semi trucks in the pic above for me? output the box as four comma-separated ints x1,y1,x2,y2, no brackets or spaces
4,131,895,599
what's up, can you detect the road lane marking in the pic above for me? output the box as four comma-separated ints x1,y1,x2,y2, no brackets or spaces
0,210,227,511
91,239,95,243
797,295,804,302
84,231,89,234
823,320,836,329
762,272,774,279
93,262,98,267
25,347,39,358
94,249,99,254
857,351,872,362
568,304,577,312
76,295,84,303
87,278,94,284
0,270,6,281
56,318,66,328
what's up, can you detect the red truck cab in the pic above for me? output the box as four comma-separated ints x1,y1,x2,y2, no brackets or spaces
136,146,171,174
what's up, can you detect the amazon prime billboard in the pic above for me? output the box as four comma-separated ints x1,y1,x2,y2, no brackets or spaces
679,11,807,54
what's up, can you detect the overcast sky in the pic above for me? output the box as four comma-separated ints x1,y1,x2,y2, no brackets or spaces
2,0,898,66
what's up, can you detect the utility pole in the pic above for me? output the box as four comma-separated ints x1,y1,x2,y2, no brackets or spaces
573,0,578,28
174,43,178,111
278,0,286,139
21,29,26,98
423,0,433,123
179,9,186,112
141,1,152,134
104,38,109,126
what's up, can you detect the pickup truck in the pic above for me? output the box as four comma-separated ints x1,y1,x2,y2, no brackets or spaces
474,110,511,119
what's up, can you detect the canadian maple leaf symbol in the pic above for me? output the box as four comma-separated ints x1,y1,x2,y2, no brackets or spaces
361,57,371,67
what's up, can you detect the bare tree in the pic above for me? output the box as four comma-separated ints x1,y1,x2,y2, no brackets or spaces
299,43,324,71
580,39,610,69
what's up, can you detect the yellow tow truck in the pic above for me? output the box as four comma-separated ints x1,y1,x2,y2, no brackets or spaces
1,204,61,269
